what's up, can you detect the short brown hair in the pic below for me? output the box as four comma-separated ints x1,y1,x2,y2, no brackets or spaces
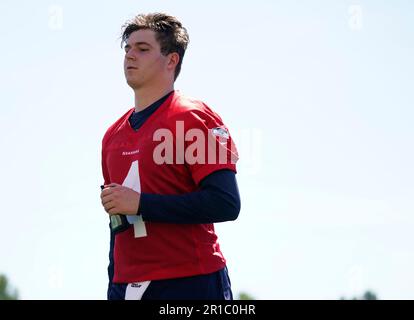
121,13,189,80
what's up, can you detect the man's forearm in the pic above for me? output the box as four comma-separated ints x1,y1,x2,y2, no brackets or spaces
139,170,240,224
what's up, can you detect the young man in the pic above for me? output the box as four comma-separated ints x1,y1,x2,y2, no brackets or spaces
100,13,240,300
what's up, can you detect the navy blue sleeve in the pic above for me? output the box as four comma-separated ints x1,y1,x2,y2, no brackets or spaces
138,169,240,224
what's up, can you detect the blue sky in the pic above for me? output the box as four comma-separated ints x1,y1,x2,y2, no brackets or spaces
0,0,413,299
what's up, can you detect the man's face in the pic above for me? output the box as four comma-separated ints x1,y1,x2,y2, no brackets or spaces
123,29,170,89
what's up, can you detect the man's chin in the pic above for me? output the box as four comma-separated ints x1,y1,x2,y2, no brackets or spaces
126,79,142,90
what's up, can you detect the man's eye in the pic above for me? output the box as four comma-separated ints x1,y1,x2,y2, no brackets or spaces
140,48,149,52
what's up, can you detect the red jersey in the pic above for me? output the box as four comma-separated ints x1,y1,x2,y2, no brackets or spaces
101,91,238,283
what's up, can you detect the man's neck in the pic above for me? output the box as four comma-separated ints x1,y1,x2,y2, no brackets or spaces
134,85,174,112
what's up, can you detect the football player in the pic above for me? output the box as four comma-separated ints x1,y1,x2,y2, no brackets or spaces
100,12,240,300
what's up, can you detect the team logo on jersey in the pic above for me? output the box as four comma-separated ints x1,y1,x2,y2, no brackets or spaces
211,127,229,139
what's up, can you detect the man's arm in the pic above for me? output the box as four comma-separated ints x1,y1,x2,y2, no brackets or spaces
100,170,240,224
139,169,240,224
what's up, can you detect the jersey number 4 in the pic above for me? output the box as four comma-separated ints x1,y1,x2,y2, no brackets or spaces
122,160,147,238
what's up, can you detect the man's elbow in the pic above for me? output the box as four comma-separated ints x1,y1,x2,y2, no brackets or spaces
225,197,241,221
209,190,241,222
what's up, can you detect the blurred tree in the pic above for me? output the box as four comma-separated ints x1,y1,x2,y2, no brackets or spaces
340,290,378,300
362,290,377,300
238,291,255,300
0,274,18,300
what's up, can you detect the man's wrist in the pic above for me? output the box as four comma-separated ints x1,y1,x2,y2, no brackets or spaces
137,192,145,215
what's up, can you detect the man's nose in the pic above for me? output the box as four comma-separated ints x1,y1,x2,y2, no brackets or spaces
125,50,136,60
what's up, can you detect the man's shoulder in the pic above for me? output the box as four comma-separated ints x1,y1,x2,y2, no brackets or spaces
102,107,134,146
172,92,205,111
170,92,220,121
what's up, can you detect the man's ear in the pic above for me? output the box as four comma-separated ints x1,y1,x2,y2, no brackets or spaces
167,52,180,70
